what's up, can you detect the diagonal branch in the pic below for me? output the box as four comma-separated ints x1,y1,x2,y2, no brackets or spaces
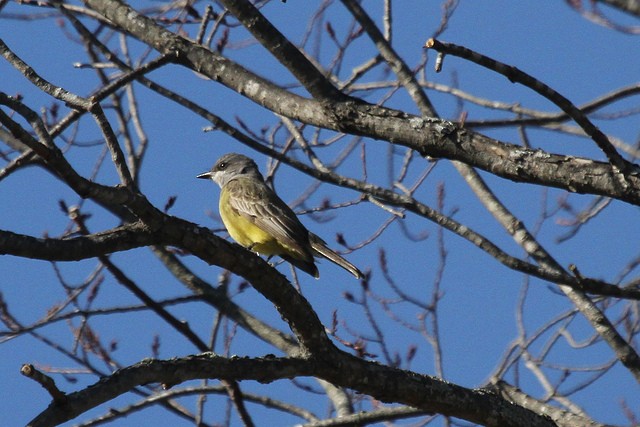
217,0,344,101
0,38,134,186
340,0,436,116
425,38,638,177
151,246,300,353
0,95,137,208
455,162,640,384
487,380,606,427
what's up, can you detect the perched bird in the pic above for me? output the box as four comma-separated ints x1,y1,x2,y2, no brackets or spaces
197,153,363,279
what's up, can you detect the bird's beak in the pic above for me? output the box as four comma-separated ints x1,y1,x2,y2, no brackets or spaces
197,172,213,180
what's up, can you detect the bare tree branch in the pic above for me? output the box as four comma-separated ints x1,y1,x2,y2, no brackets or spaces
81,0,640,206
27,353,556,427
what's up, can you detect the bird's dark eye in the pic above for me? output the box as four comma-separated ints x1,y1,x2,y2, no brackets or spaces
217,162,227,170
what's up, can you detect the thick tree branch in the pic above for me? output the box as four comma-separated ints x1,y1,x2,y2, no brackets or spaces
27,353,555,427
81,0,640,206
0,222,157,261
26,355,312,427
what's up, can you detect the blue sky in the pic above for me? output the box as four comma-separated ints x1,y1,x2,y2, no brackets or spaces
1,1,639,426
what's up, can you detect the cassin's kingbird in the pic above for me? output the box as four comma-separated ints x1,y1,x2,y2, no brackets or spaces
197,153,363,279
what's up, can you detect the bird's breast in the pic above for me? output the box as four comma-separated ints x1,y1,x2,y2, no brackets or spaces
219,188,282,256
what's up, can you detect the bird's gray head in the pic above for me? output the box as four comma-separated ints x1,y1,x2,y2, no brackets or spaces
197,153,263,188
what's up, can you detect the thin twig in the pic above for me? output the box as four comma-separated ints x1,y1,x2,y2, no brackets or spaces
21,364,67,403
425,38,637,177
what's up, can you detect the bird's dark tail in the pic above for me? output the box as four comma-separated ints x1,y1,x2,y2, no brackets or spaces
309,233,363,279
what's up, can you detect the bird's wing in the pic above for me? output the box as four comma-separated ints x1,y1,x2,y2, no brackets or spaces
226,178,313,260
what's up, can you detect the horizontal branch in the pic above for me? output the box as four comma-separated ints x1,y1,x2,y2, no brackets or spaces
27,355,312,427
0,222,157,261
27,353,555,427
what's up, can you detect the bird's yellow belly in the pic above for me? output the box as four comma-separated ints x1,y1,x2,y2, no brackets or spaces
219,195,283,256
